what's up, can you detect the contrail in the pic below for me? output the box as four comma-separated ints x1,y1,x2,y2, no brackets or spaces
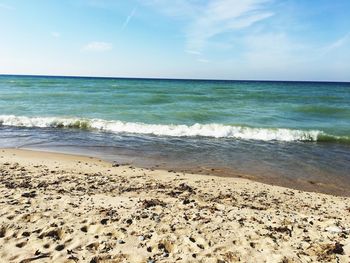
121,7,137,31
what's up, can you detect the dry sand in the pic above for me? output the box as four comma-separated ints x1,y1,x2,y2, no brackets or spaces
0,148,349,263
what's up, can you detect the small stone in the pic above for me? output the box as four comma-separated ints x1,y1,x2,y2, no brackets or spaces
183,199,190,205
197,244,204,249
22,231,30,237
141,199,166,209
158,243,165,250
325,226,343,233
0,227,6,238
22,191,36,198
16,242,26,248
55,244,65,251
141,213,148,219
100,218,108,225
332,242,344,255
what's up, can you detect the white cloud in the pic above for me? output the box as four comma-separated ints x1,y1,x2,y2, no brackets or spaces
51,32,61,38
82,42,113,52
121,7,137,31
145,0,273,52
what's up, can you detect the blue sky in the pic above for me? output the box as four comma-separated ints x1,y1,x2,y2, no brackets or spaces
0,0,349,81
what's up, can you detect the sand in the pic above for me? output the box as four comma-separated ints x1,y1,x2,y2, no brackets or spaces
0,148,349,263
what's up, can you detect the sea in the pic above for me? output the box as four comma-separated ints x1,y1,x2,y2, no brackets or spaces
1,75,350,195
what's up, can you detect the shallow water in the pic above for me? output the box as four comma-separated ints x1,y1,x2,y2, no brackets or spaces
1,75,350,195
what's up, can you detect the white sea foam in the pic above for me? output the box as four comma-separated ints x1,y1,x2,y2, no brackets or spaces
0,115,323,142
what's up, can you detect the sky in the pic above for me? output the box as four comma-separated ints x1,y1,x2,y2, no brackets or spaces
0,0,350,81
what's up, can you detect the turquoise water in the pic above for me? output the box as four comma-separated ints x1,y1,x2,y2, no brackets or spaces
1,75,350,140
1,75,350,194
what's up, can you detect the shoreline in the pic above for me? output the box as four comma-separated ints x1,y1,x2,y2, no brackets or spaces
1,148,350,262
12,146,350,197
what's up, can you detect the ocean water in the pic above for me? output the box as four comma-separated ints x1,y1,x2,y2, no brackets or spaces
1,75,350,194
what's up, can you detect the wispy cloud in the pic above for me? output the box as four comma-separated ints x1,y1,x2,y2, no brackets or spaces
321,33,350,54
145,0,273,52
82,41,113,52
86,0,115,9
243,33,303,66
197,58,209,63
187,0,273,51
143,0,200,18
121,7,137,31
51,32,61,38
185,49,209,63
0,3,14,10
185,49,201,55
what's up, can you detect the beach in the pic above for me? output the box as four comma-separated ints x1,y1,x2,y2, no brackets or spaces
2,0,350,262
0,148,349,262
1,76,350,198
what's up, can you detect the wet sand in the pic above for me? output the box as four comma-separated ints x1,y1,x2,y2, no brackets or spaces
0,148,349,262
23,144,350,197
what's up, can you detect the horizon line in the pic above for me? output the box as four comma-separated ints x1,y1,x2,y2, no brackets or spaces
0,73,349,84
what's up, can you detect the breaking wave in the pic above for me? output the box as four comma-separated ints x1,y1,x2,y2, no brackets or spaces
0,115,348,143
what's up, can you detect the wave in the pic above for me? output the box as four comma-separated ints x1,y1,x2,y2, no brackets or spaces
0,115,348,143
295,105,350,115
